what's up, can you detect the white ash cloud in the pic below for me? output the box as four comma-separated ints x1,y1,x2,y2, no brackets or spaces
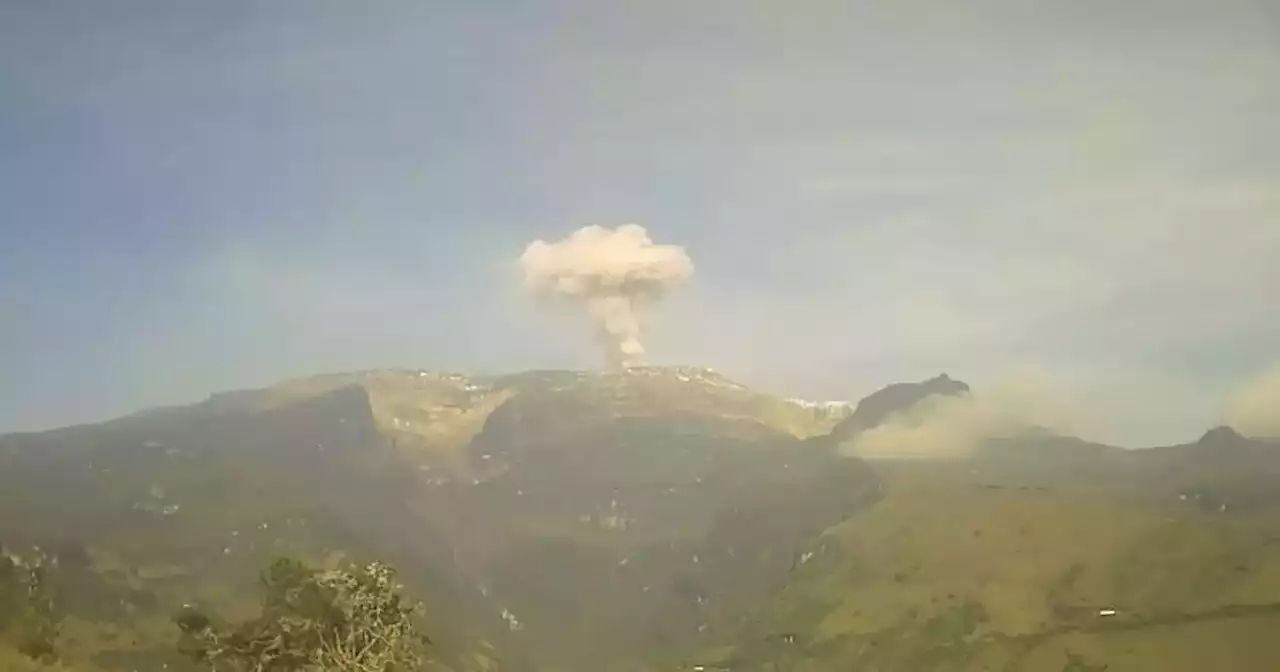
519,224,694,369
841,379,1073,460
1225,365,1280,438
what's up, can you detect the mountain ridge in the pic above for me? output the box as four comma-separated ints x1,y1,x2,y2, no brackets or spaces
4,367,1280,671
0,365,878,670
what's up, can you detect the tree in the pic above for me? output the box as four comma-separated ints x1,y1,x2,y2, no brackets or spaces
176,557,430,672
0,549,63,663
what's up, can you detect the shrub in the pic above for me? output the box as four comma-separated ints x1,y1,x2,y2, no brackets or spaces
0,549,63,664
176,557,430,671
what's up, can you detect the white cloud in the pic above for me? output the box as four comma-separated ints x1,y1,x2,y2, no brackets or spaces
841,378,1072,460
658,177,1280,447
1226,365,1280,438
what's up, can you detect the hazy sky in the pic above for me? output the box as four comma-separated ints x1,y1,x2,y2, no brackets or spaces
2,0,1277,445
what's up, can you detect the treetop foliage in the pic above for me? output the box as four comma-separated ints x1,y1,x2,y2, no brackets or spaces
177,557,430,672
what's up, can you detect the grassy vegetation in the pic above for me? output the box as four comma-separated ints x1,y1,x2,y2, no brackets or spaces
9,368,1280,671
0,550,442,672
176,557,431,672
0,380,524,671
703,458,1280,670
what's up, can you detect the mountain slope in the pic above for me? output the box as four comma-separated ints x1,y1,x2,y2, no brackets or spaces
405,369,877,669
0,366,870,671
6,368,1280,672
0,383,524,671
825,373,971,444
701,419,1280,671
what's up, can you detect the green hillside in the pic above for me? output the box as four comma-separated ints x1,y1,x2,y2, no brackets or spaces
698,452,1280,671
4,369,1280,671
0,383,522,671
0,367,861,671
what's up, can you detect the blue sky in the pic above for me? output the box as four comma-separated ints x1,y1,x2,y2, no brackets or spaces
2,0,1278,445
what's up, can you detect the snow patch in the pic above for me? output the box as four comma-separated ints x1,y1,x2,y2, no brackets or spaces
786,397,853,411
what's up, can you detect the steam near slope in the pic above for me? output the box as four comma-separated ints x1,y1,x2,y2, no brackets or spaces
841,379,1071,460
1225,365,1280,438
519,224,694,369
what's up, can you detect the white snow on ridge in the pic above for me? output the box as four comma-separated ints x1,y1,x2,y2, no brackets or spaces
786,397,853,411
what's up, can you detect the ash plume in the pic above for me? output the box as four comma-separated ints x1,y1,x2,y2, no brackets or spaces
519,224,694,369
841,378,1073,460
1225,364,1280,438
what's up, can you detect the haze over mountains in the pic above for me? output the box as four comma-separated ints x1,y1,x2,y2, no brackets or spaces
3,2,1277,670
3,363,1280,671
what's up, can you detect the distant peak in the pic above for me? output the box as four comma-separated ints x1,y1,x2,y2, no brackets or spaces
924,373,967,392
1198,425,1246,447
828,373,971,441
